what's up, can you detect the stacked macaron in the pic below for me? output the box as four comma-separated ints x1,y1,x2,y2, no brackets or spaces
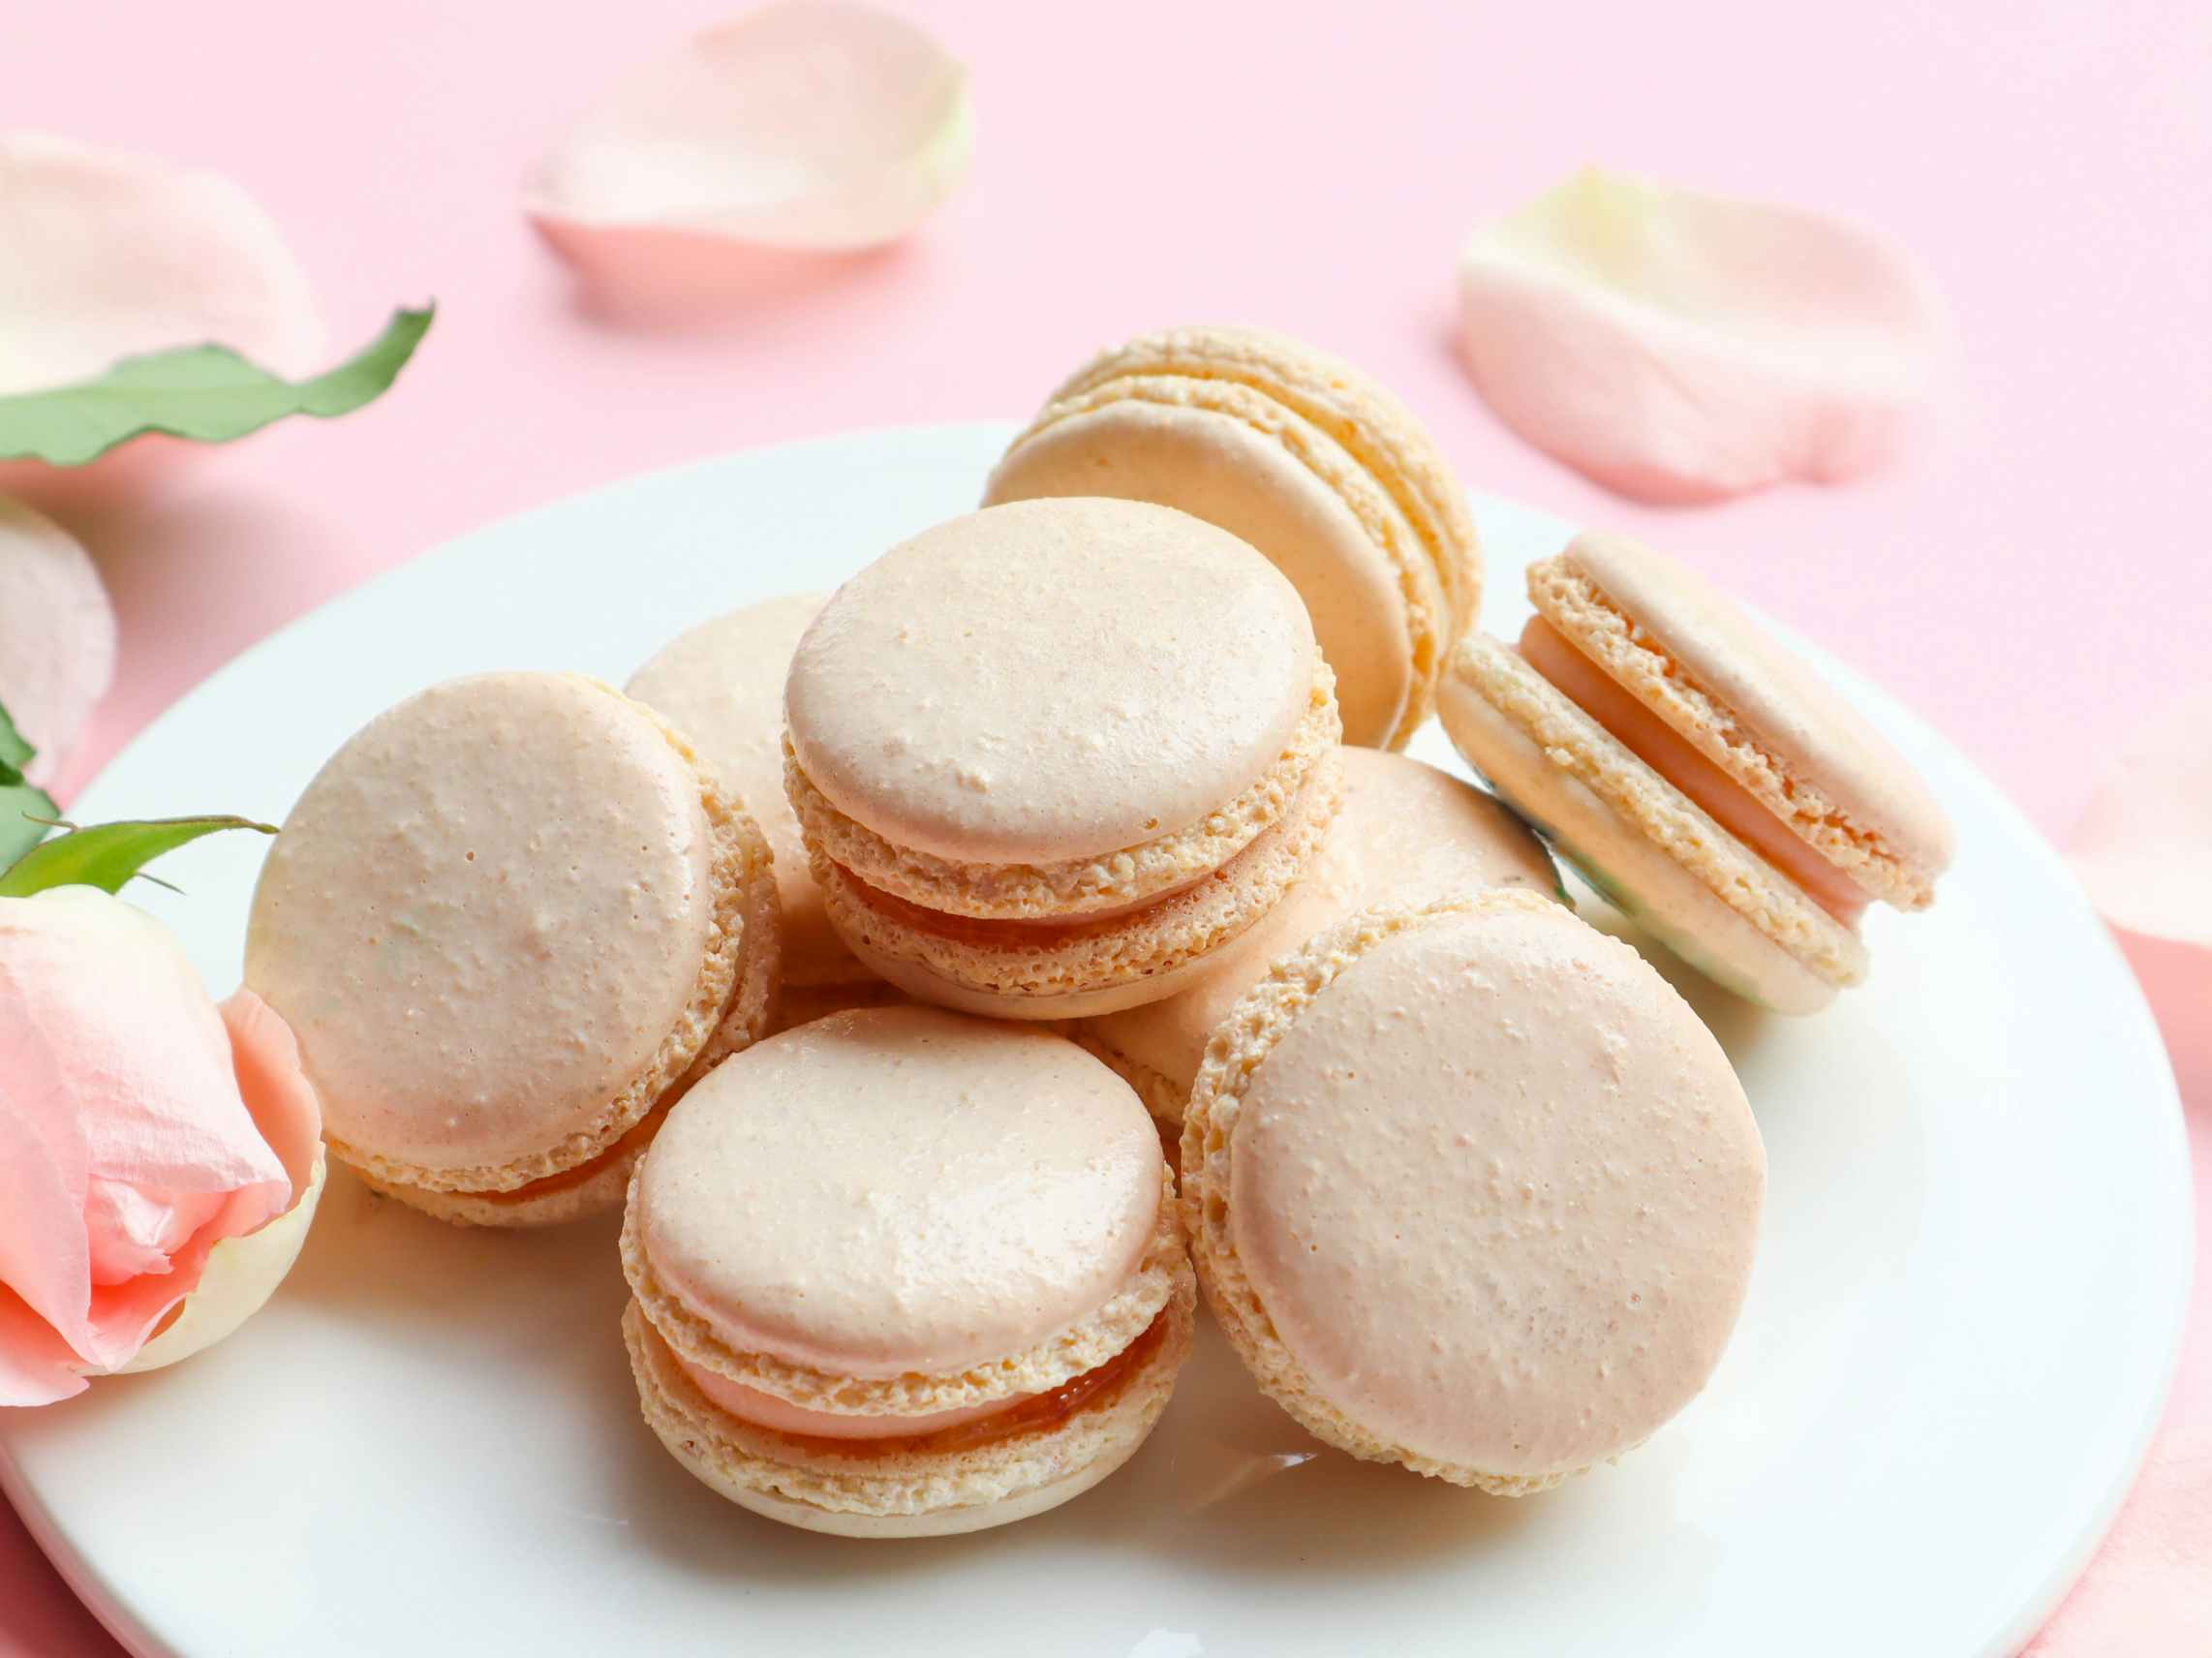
246,672,780,1226
783,497,1346,1020
987,324,1480,751
621,1005,1192,1536
1438,532,1952,1012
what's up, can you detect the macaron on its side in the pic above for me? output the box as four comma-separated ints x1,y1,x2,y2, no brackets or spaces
626,595,875,992
785,499,1343,1019
1527,534,1952,912
1439,634,1864,1014
245,672,781,1227
989,324,1480,751
619,1006,1195,1535
809,748,1345,1020
1078,747,1561,1123
1181,892,1766,1494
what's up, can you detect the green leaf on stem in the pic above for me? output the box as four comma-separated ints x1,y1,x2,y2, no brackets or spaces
0,304,435,466
0,700,60,869
0,815,277,899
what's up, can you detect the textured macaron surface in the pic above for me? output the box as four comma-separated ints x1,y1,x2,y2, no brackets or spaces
1086,747,1557,1101
636,1004,1163,1379
1540,532,1952,903
246,672,722,1173
784,498,1318,866
1217,896,1764,1479
627,594,862,988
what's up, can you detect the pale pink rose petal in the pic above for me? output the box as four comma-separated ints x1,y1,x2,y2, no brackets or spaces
0,497,115,786
1457,169,1952,505
2071,688,2212,948
0,889,299,1402
220,990,324,1199
0,133,323,397
525,3,974,255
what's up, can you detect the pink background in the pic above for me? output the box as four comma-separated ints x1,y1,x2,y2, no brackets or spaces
6,2,2207,1651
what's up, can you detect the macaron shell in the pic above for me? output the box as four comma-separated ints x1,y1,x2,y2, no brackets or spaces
626,595,866,989
0,496,116,785
635,1005,1163,1379
984,379,1430,750
1438,634,1863,1013
1540,533,1952,906
1183,894,1764,1491
1083,747,1559,1114
784,497,1319,866
245,672,734,1182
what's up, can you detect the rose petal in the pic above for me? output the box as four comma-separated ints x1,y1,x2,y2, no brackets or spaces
2071,688,2212,948
115,1149,326,1377
220,989,324,1203
0,498,115,786
0,889,297,1399
1457,168,1951,505
0,133,323,397
524,3,974,254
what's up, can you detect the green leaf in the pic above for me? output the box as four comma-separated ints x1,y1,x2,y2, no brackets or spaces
0,815,276,898
0,305,435,467
0,700,58,868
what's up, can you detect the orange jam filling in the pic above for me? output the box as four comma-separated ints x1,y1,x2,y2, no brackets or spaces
1517,616,1872,926
468,1091,679,1208
703,1307,1171,1460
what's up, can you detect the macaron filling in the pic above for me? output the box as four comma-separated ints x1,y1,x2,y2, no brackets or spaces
662,1306,1171,1454
1516,616,1873,924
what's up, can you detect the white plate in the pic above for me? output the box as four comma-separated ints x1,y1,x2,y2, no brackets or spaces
1,424,2191,1658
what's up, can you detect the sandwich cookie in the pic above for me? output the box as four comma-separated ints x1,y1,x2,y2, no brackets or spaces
628,594,882,1019
1078,746,1558,1125
1438,533,1952,1012
246,672,780,1226
621,1004,1194,1537
1183,891,1765,1494
785,498,1344,1020
985,324,1479,751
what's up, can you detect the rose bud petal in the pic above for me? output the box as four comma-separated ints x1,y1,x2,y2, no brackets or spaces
0,888,323,1405
0,497,116,787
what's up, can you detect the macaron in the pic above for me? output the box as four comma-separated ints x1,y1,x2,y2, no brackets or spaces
245,671,781,1226
620,1004,1194,1537
983,324,1479,752
785,497,1345,1020
627,594,876,1004
1077,746,1559,1125
1438,532,1952,1013
1183,891,1765,1494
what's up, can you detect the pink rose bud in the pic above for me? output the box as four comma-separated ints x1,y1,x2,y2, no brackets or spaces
0,887,322,1404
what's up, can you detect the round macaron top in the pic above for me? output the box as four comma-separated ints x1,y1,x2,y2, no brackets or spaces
1088,748,1556,1093
1558,532,1953,878
1225,896,1763,1477
636,1004,1162,1378
784,498,1319,865
626,595,858,988
245,671,721,1173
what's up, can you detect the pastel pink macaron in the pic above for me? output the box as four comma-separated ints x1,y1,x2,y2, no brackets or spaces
1439,532,1952,1012
1078,746,1558,1126
785,497,1344,1020
1183,891,1765,1494
246,672,781,1226
621,1004,1194,1537
627,594,890,1023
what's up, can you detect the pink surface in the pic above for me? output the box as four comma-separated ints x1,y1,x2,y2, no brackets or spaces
1,0,2206,1648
